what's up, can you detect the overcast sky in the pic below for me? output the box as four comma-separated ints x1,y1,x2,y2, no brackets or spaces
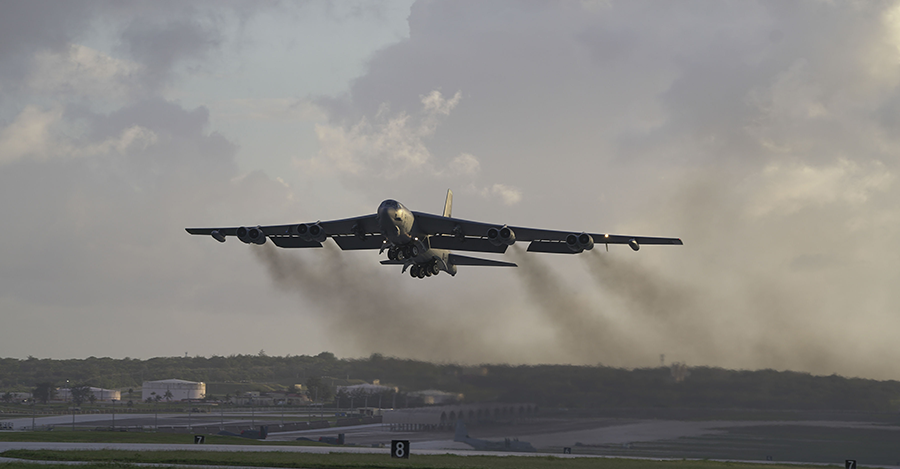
2,0,900,380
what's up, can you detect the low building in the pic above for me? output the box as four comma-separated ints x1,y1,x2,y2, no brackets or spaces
384,402,537,431
336,383,398,395
142,379,205,402
57,387,120,402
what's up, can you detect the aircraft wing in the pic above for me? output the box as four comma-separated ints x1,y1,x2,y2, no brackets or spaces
185,214,383,250
411,211,682,254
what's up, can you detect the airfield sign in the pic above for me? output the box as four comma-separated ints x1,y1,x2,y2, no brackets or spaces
391,440,410,458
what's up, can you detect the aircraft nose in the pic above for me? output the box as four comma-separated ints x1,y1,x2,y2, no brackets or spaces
378,199,400,216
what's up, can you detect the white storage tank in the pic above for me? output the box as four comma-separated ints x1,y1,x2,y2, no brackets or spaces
142,379,205,402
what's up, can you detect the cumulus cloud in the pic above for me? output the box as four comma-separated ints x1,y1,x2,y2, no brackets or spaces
28,44,143,100
746,160,893,218
306,90,460,177
448,152,480,175
0,106,62,164
0,105,162,166
484,184,522,206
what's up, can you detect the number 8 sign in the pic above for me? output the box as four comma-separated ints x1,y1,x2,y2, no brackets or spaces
391,440,410,458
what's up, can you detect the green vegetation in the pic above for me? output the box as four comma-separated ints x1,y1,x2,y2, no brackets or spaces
0,449,836,469
2,353,900,411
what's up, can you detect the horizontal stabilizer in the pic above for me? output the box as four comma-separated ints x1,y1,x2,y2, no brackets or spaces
449,254,516,267
270,236,323,248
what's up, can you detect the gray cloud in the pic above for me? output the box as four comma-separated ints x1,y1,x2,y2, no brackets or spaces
118,18,223,90
303,0,900,378
4,0,900,380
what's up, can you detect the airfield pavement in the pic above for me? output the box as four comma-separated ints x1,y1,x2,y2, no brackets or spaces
3,413,900,466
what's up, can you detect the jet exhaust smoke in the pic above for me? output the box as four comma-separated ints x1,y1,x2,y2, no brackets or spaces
579,247,848,374
507,245,645,365
252,243,525,362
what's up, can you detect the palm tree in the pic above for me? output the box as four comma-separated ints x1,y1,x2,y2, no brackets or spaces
163,390,173,402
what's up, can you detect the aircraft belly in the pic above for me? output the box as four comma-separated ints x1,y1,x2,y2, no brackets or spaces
412,248,445,262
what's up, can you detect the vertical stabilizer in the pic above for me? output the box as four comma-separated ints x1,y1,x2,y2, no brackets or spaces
443,189,453,217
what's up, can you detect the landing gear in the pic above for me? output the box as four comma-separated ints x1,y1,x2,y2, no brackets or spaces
390,246,409,261
386,243,424,262
408,260,440,279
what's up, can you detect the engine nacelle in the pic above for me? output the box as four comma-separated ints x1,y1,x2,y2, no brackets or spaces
296,223,327,242
307,223,327,242
565,233,582,253
210,230,226,243
247,226,267,245
629,238,640,251
577,232,594,251
236,226,251,244
487,225,516,246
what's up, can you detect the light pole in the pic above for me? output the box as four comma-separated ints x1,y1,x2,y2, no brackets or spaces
68,380,74,432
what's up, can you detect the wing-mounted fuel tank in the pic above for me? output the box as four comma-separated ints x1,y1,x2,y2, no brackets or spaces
237,226,267,245
565,232,594,253
296,223,327,242
487,225,516,246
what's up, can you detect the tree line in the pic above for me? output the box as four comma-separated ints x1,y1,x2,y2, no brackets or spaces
2,353,899,411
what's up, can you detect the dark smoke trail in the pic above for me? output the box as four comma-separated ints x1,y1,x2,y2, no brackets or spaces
252,243,505,362
580,248,848,373
579,250,716,365
507,245,640,365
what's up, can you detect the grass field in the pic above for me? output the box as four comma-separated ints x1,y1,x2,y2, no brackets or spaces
0,449,838,469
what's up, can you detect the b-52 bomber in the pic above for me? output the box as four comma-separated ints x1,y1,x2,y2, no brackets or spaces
186,190,682,279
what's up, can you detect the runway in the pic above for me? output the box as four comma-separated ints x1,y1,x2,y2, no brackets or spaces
4,413,900,466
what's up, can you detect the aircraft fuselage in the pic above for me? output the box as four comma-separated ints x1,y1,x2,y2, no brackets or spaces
377,199,453,277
